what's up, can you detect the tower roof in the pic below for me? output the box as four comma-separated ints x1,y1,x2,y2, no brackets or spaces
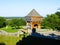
26,9,41,17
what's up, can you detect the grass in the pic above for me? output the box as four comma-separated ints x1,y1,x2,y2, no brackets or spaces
0,26,28,45
0,35,25,45
0,26,19,32
0,35,19,45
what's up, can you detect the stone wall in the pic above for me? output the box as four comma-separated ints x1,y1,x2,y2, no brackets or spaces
27,29,60,36
36,29,60,36
0,29,24,37
0,29,60,37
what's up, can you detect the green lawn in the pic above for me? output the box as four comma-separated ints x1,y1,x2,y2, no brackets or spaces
0,26,28,45
0,26,19,32
0,33,28,45
0,35,24,45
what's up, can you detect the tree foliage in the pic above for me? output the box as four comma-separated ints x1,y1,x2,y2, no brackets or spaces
7,18,26,29
0,17,6,28
42,14,60,30
55,11,60,18
19,18,26,26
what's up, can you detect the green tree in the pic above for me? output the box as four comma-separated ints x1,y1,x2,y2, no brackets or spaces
8,18,20,29
55,11,60,18
19,18,26,26
7,18,26,29
0,17,6,28
42,14,60,30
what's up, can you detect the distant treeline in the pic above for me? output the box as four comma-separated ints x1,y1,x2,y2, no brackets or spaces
0,16,26,28
4,17,25,19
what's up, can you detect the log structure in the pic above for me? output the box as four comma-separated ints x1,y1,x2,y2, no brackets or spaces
25,9,43,29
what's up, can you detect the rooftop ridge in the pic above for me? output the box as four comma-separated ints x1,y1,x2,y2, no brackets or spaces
26,9,41,16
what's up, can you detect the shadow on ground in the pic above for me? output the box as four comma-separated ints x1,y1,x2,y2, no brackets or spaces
16,28,60,45
0,42,5,45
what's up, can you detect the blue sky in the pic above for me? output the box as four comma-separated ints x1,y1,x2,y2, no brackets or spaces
0,0,60,17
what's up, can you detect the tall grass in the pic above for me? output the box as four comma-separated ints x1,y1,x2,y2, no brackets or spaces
0,35,23,45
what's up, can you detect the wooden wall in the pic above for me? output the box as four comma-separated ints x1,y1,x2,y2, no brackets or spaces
31,21,41,29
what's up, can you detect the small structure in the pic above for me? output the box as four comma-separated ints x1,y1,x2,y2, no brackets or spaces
25,9,43,29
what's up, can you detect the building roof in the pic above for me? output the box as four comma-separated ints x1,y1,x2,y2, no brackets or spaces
26,9,41,17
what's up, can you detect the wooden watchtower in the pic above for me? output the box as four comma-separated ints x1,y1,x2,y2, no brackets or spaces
25,9,43,29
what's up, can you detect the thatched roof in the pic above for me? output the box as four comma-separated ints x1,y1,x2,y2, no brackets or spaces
26,9,41,17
